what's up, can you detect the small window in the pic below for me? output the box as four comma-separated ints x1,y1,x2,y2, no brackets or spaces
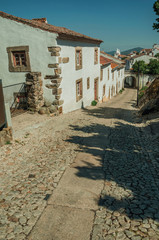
94,48,98,64
87,77,90,89
112,71,114,80
7,46,31,72
100,68,103,81
76,78,83,102
103,84,106,96
13,51,26,67
75,47,82,70
108,68,110,80
118,70,120,77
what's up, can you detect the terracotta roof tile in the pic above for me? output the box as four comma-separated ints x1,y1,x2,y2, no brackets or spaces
100,51,125,64
111,62,119,69
0,11,103,44
100,56,112,66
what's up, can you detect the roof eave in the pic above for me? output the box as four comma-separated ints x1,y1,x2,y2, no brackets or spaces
57,35,103,44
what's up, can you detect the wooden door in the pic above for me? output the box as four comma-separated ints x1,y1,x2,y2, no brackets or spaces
94,78,99,101
0,80,6,129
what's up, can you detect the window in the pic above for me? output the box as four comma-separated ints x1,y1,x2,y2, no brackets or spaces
75,47,82,70
13,51,26,67
94,48,98,64
118,70,120,77
108,68,110,80
112,71,114,80
100,68,103,81
87,77,90,89
76,78,83,102
7,46,31,72
103,84,106,96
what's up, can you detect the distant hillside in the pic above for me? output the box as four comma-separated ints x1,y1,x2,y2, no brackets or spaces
107,51,115,56
122,47,143,55
107,47,143,56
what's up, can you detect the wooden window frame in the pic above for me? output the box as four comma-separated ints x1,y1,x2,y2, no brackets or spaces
76,78,83,102
100,68,103,81
94,48,98,64
112,71,114,80
75,47,82,70
87,77,90,89
103,84,106,97
7,46,31,72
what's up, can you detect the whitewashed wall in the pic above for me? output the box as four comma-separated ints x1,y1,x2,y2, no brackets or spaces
129,55,157,69
0,16,58,106
57,39,101,113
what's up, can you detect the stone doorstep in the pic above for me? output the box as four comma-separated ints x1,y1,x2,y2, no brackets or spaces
0,127,12,147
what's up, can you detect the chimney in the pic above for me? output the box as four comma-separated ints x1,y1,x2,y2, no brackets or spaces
32,18,47,23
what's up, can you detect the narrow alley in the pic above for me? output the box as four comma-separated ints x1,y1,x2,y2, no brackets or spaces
0,89,159,240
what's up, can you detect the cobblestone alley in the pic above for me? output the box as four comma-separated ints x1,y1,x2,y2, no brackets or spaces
0,89,159,240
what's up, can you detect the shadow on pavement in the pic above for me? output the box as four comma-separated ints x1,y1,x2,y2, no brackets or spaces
82,106,137,124
66,107,159,223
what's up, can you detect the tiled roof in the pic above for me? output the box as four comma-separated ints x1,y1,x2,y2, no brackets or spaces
119,54,127,58
101,51,125,64
0,11,103,44
141,48,152,52
100,56,112,66
111,62,119,69
126,53,145,60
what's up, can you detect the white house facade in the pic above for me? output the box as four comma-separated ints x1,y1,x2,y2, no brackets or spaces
0,11,102,114
125,54,157,70
100,54,125,101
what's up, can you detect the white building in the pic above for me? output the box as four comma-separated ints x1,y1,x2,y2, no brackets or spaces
114,48,121,59
100,53,125,100
125,54,157,70
0,11,103,114
152,44,159,56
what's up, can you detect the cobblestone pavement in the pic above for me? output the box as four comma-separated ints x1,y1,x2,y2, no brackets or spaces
0,110,91,240
90,103,159,238
0,88,159,240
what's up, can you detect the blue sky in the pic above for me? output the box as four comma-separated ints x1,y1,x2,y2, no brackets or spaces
1,0,159,52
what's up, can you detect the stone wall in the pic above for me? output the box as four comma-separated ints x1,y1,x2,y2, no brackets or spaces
0,127,12,146
26,72,59,115
44,46,65,114
26,72,44,111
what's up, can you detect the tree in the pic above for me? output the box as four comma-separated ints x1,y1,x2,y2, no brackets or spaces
155,53,159,58
153,0,159,31
148,59,159,74
132,61,147,74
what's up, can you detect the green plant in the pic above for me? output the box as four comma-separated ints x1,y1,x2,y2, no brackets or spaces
148,59,159,74
138,86,148,100
6,140,12,145
91,100,97,106
119,89,123,94
153,0,159,31
132,60,147,74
